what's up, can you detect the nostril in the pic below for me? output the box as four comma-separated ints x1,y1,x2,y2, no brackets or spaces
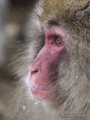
34,68,38,73
32,68,38,74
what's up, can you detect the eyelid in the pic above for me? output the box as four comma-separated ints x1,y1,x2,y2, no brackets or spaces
47,34,63,40
44,27,65,39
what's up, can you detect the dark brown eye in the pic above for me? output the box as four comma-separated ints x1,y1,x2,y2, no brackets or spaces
55,36,63,45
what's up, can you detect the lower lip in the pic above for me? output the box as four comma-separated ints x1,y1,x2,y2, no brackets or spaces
30,86,53,99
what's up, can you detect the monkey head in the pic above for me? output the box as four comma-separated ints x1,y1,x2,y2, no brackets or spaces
14,0,90,113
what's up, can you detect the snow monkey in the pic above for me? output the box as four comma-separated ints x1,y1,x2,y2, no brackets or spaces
0,0,90,120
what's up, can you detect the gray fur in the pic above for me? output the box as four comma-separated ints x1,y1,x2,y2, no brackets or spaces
0,0,90,120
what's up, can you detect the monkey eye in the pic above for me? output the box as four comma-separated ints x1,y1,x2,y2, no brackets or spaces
54,36,63,46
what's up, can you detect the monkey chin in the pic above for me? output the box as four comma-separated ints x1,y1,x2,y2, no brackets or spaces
30,85,53,100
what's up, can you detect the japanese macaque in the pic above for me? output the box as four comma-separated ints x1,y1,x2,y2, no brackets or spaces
0,0,90,120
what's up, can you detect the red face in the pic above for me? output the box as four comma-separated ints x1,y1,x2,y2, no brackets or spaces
28,26,67,100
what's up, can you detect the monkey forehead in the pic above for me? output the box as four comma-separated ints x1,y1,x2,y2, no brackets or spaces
38,0,89,25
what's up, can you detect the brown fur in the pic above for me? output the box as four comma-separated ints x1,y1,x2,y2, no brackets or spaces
0,0,90,120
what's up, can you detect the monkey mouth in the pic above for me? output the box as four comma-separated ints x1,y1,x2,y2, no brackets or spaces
30,85,53,99
31,85,52,91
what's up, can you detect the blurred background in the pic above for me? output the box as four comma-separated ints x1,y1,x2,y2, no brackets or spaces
0,0,37,116
0,0,36,67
